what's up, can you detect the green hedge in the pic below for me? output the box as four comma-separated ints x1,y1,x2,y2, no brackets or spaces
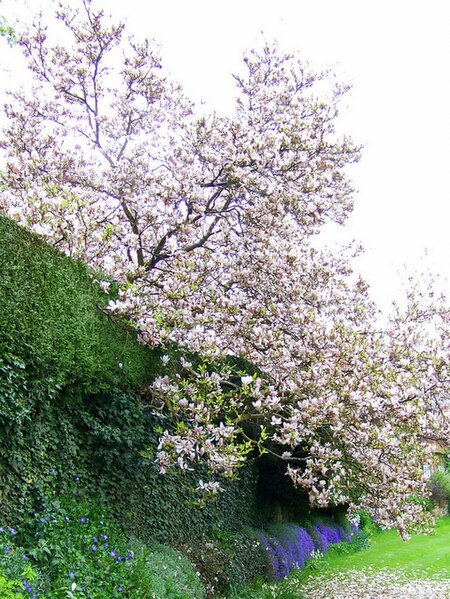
0,215,157,391
0,216,260,546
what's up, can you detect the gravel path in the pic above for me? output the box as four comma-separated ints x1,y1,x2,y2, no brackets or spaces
288,568,450,599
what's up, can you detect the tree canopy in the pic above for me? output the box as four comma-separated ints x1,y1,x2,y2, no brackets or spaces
1,0,449,537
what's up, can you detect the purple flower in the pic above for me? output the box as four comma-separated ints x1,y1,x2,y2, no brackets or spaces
312,524,329,553
91,545,97,552
69,572,75,579
8,527,17,536
4,546,11,554
110,549,117,558
22,580,33,593
74,476,80,482
260,534,280,579
80,517,87,524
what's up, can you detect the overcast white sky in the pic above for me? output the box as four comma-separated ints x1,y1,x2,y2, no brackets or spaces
2,0,450,311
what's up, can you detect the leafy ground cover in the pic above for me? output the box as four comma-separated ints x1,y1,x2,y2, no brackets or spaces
0,491,206,598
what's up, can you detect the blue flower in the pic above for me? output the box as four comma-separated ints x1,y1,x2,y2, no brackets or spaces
69,572,75,579
91,545,97,552
8,527,17,536
80,517,87,524
22,578,33,593
110,549,117,558
64,517,70,523
4,546,11,554
22,579,33,593
117,587,123,593
92,536,98,542
74,476,80,482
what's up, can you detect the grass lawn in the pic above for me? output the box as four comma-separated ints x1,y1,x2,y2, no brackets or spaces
314,517,450,578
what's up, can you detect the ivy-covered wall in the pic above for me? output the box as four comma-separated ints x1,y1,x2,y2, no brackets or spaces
0,215,260,543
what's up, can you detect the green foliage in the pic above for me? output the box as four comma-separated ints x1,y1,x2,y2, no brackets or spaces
443,453,450,471
0,216,260,550
0,15,15,45
327,530,371,555
430,469,450,509
23,492,136,597
0,493,207,598
357,511,380,535
0,216,360,596
179,526,267,596
127,541,205,599
409,492,434,512
0,216,158,393
0,347,260,546
0,528,45,597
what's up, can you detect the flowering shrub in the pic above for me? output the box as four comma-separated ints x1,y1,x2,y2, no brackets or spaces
260,520,357,580
3,0,450,537
25,493,137,597
0,492,206,598
310,522,351,553
0,527,44,598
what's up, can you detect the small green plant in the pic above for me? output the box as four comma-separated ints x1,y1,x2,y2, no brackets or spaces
0,15,15,45
357,511,380,535
0,489,207,598
0,527,44,597
127,541,205,598
22,492,137,597
328,530,371,555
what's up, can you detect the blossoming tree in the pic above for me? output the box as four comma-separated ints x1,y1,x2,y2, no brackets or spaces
1,0,449,537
